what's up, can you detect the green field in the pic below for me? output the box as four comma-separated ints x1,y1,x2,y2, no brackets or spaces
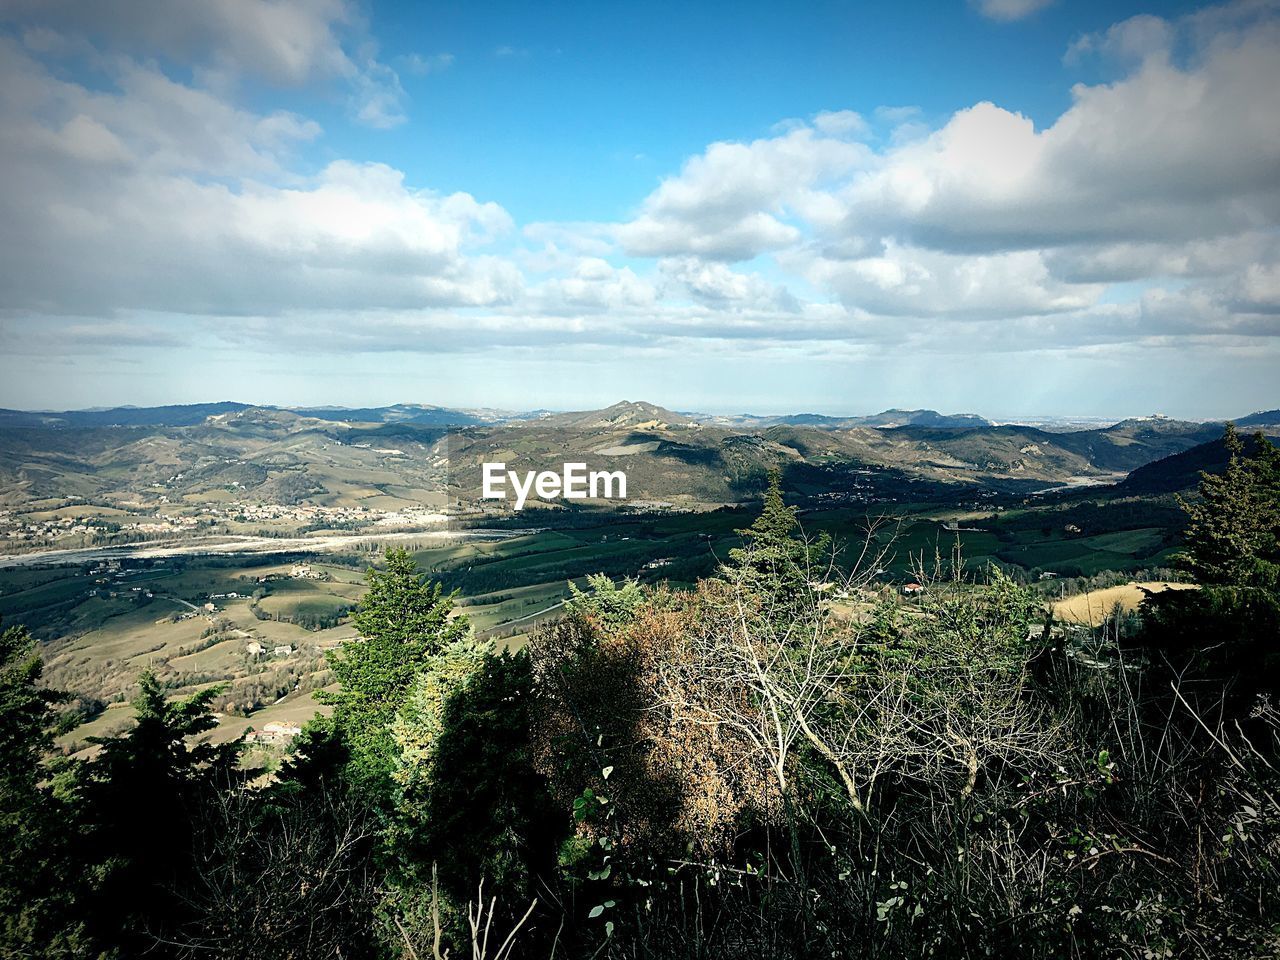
0,490,1189,753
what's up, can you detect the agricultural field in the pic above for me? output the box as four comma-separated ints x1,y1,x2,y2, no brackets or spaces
0,483,1198,756
1052,581,1199,626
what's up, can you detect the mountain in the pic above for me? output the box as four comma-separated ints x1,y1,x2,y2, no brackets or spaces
0,401,251,429
0,400,1262,514
1114,429,1280,495
689,408,992,429
287,403,492,426
853,409,991,428
1237,409,1280,427
524,400,695,430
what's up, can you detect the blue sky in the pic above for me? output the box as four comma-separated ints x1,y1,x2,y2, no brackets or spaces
0,0,1276,419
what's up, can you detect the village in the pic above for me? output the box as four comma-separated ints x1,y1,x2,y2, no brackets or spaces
0,497,453,555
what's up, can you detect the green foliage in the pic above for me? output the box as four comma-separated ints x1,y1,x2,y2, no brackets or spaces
318,547,469,800
72,672,240,955
565,573,647,628
723,469,830,619
1177,424,1280,588
0,617,59,795
0,618,85,957
1140,426,1280,695
389,643,561,949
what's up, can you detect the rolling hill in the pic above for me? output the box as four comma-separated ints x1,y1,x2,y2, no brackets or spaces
0,400,1252,520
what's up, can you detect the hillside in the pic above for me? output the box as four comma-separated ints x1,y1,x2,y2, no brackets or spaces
1115,430,1280,495
0,402,1246,525
1238,409,1280,427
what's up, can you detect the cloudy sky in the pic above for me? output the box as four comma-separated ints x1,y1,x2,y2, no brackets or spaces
0,0,1277,418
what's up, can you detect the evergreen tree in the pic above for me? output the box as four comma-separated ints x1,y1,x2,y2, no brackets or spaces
0,618,85,956
1138,426,1280,697
565,573,647,629
1178,424,1280,588
723,470,829,619
390,643,560,946
318,547,469,800
74,672,239,955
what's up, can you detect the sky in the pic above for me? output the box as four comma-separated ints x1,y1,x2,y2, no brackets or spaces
0,0,1277,419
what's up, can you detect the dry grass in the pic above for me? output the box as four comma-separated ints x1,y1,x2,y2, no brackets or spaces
1052,580,1198,626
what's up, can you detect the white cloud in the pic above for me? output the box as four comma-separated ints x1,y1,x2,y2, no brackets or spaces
0,40,516,316
0,0,1277,385
400,52,455,76
616,124,869,260
796,242,1101,319
1065,14,1175,65
659,257,799,312
0,0,410,127
972,0,1056,23
530,258,656,313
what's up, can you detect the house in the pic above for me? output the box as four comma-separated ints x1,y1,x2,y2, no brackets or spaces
902,582,925,595
245,722,303,745
260,722,302,743
273,644,293,656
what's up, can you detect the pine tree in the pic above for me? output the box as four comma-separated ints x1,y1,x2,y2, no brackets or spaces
723,469,829,620
1178,424,1280,588
74,672,238,955
318,547,469,800
0,619,85,956
1138,425,1280,698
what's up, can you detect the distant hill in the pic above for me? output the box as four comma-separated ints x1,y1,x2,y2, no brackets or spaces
1115,429,1278,495
527,400,695,430
288,403,490,426
0,401,491,430
0,399,1266,513
1237,409,1280,427
691,408,992,429
854,408,991,429
0,401,250,428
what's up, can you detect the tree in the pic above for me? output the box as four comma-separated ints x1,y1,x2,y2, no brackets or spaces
1177,424,1280,588
318,547,469,801
390,642,561,950
71,672,238,955
723,469,830,621
565,573,647,629
0,618,85,956
1138,426,1280,696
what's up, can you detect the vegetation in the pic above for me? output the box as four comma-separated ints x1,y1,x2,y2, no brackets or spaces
1,427,1278,958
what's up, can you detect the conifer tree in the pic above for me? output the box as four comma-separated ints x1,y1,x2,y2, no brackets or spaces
75,673,238,954
1178,424,1280,588
0,619,84,956
723,469,829,618
318,547,469,799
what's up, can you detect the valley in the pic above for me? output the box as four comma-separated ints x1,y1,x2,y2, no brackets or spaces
0,398,1272,764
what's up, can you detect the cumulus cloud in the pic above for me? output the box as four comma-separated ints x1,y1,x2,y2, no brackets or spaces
529,258,656,314
0,0,1277,382
659,257,799,312
0,0,410,127
0,40,517,316
615,124,869,260
605,3,1280,345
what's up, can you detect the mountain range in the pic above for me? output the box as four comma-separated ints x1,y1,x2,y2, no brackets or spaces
1,399,1265,432
0,399,1262,513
